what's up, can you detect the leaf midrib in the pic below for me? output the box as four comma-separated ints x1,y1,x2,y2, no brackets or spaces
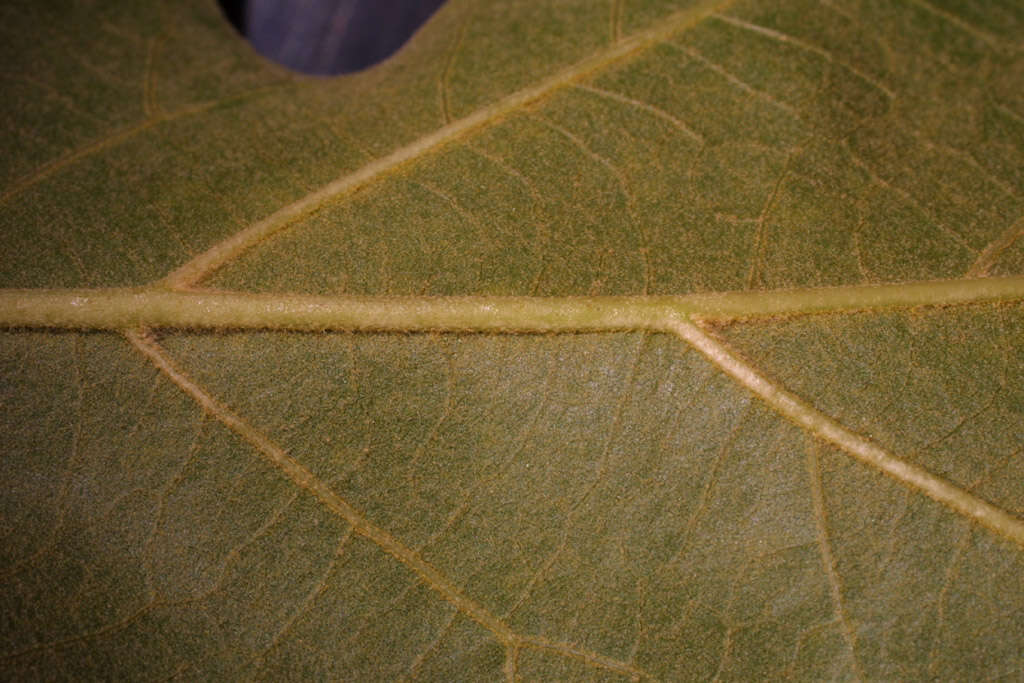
6,275,1023,554
2,275,1023,331
0,0,1018,546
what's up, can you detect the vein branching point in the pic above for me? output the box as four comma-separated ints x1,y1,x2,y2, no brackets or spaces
3,275,1023,550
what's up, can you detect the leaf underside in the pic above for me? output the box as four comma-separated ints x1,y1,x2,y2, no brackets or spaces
1,0,1022,680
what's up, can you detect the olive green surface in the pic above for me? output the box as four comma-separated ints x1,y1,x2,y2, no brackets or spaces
1,0,1022,679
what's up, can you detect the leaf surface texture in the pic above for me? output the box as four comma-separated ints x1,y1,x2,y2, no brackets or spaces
1,0,1023,679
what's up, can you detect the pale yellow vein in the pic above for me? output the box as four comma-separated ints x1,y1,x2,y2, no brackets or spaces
160,0,738,288
662,316,1024,550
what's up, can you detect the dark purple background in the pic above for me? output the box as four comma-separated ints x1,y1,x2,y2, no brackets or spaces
219,0,447,75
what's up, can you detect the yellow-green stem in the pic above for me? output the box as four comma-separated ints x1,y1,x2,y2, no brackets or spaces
0,276,1021,332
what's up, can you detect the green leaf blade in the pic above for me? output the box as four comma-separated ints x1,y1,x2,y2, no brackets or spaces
2,0,1023,679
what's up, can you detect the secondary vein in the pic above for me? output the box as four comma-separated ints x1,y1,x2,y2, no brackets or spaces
127,329,520,642
160,0,737,288
662,316,1024,550
3,277,1022,548
126,329,650,680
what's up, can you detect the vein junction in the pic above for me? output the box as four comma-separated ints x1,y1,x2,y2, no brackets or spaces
4,0,1021,673
3,274,1023,554
5,274,1023,678
160,0,737,289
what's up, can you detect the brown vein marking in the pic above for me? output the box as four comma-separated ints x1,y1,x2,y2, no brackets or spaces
967,215,1024,277
143,35,164,118
401,610,460,682
417,362,552,560
574,84,704,144
403,335,455,474
908,128,1018,200
520,634,647,680
416,180,486,240
710,13,895,100
0,87,279,207
662,316,1024,550
439,12,471,125
610,0,624,43
124,329,649,680
533,115,652,294
462,144,555,295
905,0,1018,52
504,334,648,620
843,141,976,254
255,527,356,669
0,336,88,583
927,522,970,676
995,103,1024,126
851,228,873,282
746,147,796,290
804,438,863,680
0,604,157,664
1,119,158,206
161,0,738,288
2,483,302,664
667,43,797,118
663,403,751,571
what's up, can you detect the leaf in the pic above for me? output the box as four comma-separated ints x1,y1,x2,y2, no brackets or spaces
2,0,1023,679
